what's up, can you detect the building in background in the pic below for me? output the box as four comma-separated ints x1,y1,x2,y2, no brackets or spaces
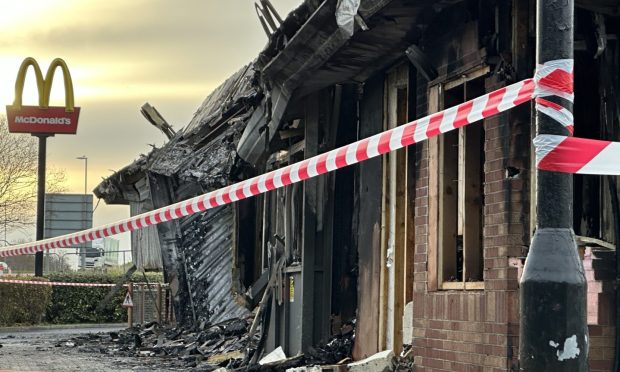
44,193,93,269
93,237,124,267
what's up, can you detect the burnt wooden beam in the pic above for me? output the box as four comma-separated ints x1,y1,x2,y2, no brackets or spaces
352,74,384,359
300,91,320,352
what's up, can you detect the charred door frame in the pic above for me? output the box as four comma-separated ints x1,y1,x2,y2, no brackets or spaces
299,89,336,351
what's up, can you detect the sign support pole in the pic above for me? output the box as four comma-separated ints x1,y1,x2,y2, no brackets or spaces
34,134,50,277
519,0,587,370
127,282,134,328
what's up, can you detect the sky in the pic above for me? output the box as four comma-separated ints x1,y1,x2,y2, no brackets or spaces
1,0,300,249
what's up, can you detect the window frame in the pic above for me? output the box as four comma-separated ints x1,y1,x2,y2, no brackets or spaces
427,66,489,291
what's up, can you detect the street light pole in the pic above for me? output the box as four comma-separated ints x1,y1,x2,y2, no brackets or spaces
3,202,6,246
76,156,88,269
519,0,587,370
76,156,87,195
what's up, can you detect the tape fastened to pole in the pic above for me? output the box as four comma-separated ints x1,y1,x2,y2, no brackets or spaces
535,98,574,134
533,59,574,103
534,135,620,175
533,59,574,139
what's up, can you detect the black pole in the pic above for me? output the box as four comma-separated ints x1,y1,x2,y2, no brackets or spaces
519,0,588,370
34,134,48,277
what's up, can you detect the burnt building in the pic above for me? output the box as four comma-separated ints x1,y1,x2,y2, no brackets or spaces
95,0,620,370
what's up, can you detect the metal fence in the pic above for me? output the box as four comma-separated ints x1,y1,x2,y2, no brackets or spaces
127,283,174,326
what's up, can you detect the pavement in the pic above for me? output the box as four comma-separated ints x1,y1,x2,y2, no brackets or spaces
0,324,182,372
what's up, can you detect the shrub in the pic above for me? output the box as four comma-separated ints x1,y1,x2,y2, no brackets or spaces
44,271,163,324
0,276,53,326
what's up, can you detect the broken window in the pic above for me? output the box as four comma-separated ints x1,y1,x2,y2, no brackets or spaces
429,69,486,290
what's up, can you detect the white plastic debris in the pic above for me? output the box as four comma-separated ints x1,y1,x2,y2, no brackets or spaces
348,350,395,372
336,0,361,36
259,346,287,365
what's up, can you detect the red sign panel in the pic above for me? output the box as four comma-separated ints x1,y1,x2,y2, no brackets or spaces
6,105,80,134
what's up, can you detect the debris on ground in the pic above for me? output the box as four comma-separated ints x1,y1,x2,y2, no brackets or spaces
52,317,374,371
305,321,354,366
347,350,395,372
394,344,414,371
259,346,287,365
57,319,254,370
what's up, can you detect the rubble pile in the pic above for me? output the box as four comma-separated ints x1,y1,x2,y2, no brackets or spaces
394,345,414,371
56,318,361,371
305,321,355,366
58,319,253,371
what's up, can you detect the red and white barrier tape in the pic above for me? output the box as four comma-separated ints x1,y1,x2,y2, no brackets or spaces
0,279,166,287
0,278,115,287
0,60,574,258
534,135,620,175
535,98,574,134
533,59,574,103
534,58,574,136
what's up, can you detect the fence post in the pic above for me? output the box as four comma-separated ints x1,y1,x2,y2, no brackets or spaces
168,288,174,324
141,284,146,324
156,283,162,323
127,282,133,328
165,287,170,323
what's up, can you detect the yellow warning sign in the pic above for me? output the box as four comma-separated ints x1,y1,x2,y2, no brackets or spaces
289,276,295,303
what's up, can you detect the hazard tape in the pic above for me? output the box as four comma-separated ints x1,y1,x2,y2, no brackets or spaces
0,278,114,287
0,60,573,258
533,59,574,103
535,98,574,134
0,279,167,287
534,135,620,175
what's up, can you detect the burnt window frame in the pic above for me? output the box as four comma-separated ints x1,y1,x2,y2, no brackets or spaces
428,66,488,291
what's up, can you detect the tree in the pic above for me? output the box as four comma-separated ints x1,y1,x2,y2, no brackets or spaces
0,115,67,244
1,250,71,273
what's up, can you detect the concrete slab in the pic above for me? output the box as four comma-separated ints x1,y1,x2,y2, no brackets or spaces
348,350,395,372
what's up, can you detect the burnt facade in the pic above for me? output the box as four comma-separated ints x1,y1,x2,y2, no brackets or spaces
96,0,620,370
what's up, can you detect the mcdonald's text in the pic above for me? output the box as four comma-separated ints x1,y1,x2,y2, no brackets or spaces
6,105,80,134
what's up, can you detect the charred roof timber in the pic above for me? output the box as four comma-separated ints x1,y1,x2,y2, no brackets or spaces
140,103,176,140
405,44,438,81
254,0,283,37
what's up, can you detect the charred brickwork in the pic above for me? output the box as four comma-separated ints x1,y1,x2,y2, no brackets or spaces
409,1,527,369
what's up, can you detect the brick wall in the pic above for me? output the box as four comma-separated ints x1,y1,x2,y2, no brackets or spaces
411,76,529,371
411,69,619,370
584,247,616,371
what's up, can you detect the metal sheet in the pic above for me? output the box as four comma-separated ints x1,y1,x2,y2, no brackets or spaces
179,205,249,325
236,84,291,165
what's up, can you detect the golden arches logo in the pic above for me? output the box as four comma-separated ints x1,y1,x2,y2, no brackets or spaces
13,57,76,112
6,57,80,135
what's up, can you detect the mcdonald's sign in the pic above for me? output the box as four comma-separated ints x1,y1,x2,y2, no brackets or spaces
5,57,80,134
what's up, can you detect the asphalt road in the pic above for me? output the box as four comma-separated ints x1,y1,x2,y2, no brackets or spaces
0,324,180,372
